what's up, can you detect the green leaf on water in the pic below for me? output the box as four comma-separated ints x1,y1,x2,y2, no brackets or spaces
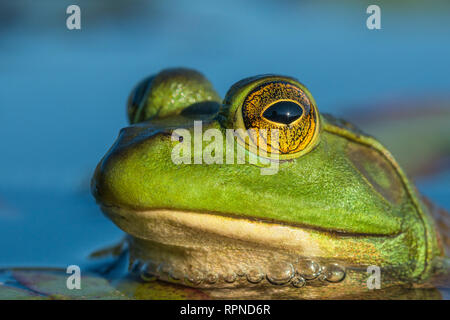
12,269,128,300
116,277,211,300
0,284,47,300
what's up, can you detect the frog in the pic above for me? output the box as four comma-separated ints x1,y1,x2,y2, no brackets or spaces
91,68,449,299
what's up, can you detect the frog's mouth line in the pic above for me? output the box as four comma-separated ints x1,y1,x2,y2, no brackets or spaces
99,204,399,238
99,204,399,289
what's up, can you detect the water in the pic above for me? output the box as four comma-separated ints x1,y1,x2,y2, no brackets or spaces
0,0,449,298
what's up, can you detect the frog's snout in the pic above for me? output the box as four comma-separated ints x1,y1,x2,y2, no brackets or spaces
90,124,163,211
91,154,122,209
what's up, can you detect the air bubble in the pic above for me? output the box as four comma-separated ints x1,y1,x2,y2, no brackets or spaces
156,263,172,280
205,273,218,284
236,268,246,277
185,269,204,286
295,259,321,280
140,263,157,281
323,263,346,283
247,269,264,283
291,276,306,288
266,262,294,285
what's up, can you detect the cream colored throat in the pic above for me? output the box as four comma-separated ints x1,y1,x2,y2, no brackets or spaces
102,206,349,288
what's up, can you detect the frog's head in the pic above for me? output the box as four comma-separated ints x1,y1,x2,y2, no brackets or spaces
92,68,442,292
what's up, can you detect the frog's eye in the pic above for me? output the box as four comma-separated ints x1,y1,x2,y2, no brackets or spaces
222,76,321,159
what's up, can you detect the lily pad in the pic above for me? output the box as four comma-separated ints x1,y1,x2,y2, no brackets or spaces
0,284,47,300
116,277,210,300
12,269,128,300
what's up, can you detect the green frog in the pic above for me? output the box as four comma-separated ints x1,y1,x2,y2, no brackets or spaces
91,68,449,299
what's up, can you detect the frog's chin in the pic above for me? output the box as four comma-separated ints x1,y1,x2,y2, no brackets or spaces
99,204,399,290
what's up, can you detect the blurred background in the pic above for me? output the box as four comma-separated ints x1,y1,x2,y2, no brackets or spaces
0,0,449,268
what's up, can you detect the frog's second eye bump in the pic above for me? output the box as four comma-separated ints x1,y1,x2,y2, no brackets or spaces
126,68,221,124
223,76,321,159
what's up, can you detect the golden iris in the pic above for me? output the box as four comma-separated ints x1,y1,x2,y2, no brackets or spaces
240,81,319,156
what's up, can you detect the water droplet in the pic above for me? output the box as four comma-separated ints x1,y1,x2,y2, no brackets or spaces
323,263,346,283
247,269,264,283
291,276,306,288
318,265,328,282
295,259,321,280
266,262,294,285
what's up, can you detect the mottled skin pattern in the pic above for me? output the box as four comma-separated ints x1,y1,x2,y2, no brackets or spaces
92,68,448,298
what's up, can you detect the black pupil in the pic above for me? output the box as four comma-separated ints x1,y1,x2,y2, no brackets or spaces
262,101,303,124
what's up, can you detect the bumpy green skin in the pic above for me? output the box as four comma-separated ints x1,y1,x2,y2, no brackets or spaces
127,68,221,123
92,68,444,284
